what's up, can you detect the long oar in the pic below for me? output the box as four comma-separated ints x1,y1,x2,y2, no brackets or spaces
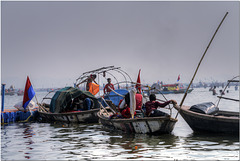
175,12,228,119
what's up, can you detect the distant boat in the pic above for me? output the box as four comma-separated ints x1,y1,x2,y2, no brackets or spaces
17,90,24,96
149,83,193,95
4,85,15,96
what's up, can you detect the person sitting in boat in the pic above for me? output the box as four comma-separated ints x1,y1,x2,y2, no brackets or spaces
145,94,177,117
83,97,94,110
118,91,143,118
118,93,133,118
74,95,94,111
103,78,115,94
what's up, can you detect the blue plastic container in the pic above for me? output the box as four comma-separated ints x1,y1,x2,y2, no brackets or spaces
104,89,128,106
2,113,8,123
16,111,21,121
11,112,17,122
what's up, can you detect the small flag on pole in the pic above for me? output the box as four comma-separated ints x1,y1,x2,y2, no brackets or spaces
135,69,141,93
22,76,35,110
177,74,180,82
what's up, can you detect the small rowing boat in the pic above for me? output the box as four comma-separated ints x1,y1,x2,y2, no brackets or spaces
97,108,177,134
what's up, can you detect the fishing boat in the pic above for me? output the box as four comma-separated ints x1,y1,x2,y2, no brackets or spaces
174,76,240,135
150,83,193,95
97,109,177,134
77,66,177,134
75,66,178,134
97,97,177,134
37,86,101,123
174,104,239,134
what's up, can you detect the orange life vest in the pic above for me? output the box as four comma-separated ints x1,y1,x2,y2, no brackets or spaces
88,82,99,95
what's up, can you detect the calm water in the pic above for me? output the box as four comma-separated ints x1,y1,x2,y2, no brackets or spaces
1,87,239,160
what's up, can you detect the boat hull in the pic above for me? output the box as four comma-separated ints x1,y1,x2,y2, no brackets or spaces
97,110,177,134
174,105,239,134
38,109,100,123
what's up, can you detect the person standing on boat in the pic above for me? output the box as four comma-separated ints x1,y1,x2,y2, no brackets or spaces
86,74,97,90
212,86,217,95
104,78,115,94
145,94,177,117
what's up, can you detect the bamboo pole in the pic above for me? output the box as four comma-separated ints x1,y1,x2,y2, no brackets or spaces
217,96,239,102
175,12,229,119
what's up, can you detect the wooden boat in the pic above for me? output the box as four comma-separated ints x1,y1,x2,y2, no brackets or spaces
174,76,240,135
150,83,193,95
97,108,177,134
174,104,239,134
75,66,178,134
38,108,100,123
37,86,100,123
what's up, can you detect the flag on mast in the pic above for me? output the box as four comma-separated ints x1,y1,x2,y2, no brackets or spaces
177,74,180,82
22,76,35,110
135,69,141,93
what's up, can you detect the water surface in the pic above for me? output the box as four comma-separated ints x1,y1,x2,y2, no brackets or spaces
1,87,239,160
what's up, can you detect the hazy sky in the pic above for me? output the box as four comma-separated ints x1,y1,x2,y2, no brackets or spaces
1,1,239,88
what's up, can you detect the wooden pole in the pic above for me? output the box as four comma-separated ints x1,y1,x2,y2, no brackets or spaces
175,12,229,119
217,96,239,102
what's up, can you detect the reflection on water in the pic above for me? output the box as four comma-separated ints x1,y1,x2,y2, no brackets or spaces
1,88,239,160
1,121,239,160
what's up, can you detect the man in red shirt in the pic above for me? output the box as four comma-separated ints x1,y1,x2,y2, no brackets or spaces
104,78,115,94
145,94,177,117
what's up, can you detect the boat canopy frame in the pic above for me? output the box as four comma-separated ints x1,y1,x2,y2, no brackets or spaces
75,66,134,90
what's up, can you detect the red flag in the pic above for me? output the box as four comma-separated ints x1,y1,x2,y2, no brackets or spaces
23,76,35,109
135,69,141,93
